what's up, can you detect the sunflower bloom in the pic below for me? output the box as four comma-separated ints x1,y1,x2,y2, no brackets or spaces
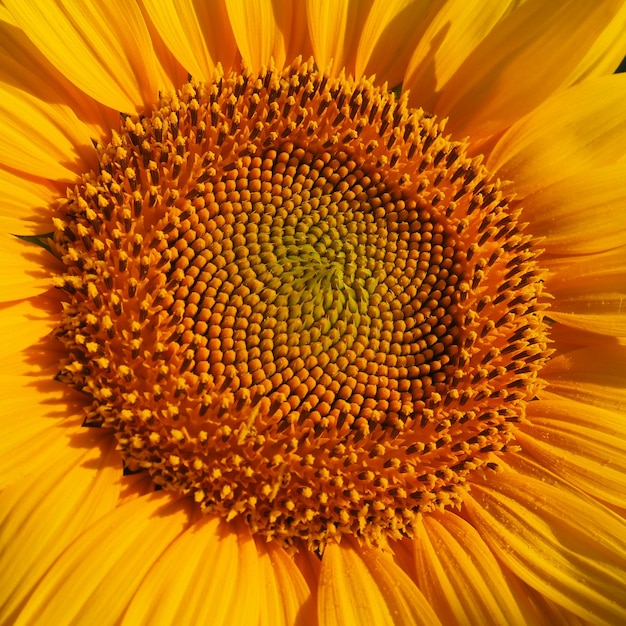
2,1,626,624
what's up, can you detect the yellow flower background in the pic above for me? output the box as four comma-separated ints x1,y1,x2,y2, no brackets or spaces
1,1,626,625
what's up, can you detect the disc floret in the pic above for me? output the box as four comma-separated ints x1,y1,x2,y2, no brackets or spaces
52,59,550,550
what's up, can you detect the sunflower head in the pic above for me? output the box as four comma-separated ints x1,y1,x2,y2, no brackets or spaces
50,58,550,550
4,0,626,623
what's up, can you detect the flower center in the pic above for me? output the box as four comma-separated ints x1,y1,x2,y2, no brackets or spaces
52,58,550,550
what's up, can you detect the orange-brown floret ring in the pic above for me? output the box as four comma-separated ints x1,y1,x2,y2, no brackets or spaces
52,58,550,550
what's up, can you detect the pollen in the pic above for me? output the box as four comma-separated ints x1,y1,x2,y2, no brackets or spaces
52,58,550,551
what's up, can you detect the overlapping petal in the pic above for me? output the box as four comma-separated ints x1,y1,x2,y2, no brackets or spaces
319,540,441,626
225,0,306,72
544,246,626,337
142,0,239,81
488,73,626,197
0,7,118,138
0,83,98,181
355,0,433,89
0,294,58,360
413,512,530,625
0,167,59,233
0,2,625,625
306,0,372,77
542,346,626,412
121,516,261,625
0,235,54,302
464,456,626,623
519,163,626,255
403,0,513,113
433,0,626,138
14,493,192,626
0,435,120,624
0,354,87,490
515,580,590,626
257,539,317,626
564,1,626,84
521,394,626,508
4,0,172,112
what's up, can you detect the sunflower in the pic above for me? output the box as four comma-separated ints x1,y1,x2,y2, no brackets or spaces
2,1,626,624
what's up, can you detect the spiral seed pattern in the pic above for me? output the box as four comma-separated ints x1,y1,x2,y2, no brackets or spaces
53,59,550,550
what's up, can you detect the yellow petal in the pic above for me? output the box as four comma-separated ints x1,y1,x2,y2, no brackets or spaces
547,322,624,355
516,579,590,626
0,366,87,490
306,0,372,77
521,395,626,508
0,167,58,232
293,545,322,592
550,308,626,339
319,540,441,626
0,8,118,138
413,512,530,625
0,331,64,376
141,0,239,80
121,516,260,625
465,456,626,623
117,472,155,507
0,435,120,623
355,0,433,88
0,294,58,360
520,163,626,255
436,0,626,138
4,0,164,112
225,0,288,71
0,84,98,181
1,414,87,490
542,346,626,413
0,234,53,301
388,537,417,580
257,539,316,626
564,1,626,85
403,0,513,113
14,492,192,626
282,0,313,66
543,246,626,337
488,73,626,197
138,3,188,91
